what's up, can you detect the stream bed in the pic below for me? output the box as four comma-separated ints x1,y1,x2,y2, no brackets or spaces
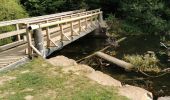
48,34,170,100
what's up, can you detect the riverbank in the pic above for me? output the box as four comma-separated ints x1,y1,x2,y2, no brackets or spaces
48,56,153,100
0,57,127,100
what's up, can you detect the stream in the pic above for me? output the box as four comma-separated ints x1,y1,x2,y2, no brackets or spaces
48,33,170,100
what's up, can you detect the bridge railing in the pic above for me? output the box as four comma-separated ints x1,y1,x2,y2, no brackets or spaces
27,9,103,57
0,9,86,52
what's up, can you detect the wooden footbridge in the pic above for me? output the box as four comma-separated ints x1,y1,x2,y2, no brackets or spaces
0,9,105,71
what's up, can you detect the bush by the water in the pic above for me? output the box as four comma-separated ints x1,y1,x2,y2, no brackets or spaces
123,52,160,72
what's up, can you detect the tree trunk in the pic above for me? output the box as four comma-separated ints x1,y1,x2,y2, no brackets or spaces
95,52,133,70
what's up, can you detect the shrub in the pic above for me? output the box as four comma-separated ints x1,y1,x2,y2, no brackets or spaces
123,52,160,72
0,0,28,46
0,0,28,21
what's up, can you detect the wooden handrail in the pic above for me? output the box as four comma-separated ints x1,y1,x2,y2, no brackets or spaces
0,9,86,27
29,12,101,30
27,9,100,25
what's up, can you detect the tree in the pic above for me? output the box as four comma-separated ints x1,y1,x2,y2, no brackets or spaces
20,0,66,16
0,0,28,46
0,0,28,21
119,0,169,34
62,0,88,11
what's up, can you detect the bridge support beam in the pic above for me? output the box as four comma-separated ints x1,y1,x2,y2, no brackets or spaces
33,29,45,58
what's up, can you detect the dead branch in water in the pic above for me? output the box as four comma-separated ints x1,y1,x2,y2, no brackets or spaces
77,37,127,62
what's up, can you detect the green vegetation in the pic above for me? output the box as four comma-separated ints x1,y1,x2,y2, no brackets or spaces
0,0,28,21
0,0,28,46
0,58,127,100
123,53,160,72
20,0,87,16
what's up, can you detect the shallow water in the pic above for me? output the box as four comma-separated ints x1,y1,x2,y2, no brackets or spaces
48,34,170,99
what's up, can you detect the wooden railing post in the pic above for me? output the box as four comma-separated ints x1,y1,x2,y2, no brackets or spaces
79,14,81,33
95,14,98,24
46,20,50,47
16,24,21,41
60,24,64,44
85,12,88,29
26,24,33,58
70,15,74,39
90,15,93,27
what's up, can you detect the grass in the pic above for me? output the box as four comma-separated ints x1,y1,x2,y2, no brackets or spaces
0,58,128,100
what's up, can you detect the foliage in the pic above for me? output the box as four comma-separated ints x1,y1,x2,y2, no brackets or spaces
119,0,170,34
123,52,160,72
20,0,88,16
0,0,28,46
62,0,88,11
20,0,66,16
106,14,123,37
0,0,28,21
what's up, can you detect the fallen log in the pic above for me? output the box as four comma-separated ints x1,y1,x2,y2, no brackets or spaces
95,52,134,70
77,37,127,62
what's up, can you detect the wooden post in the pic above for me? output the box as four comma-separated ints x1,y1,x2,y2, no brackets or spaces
95,15,98,25
26,24,33,58
70,21,74,39
85,12,88,29
79,14,81,33
46,20,50,47
60,24,64,44
70,15,73,39
16,24,21,41
90,15,93,27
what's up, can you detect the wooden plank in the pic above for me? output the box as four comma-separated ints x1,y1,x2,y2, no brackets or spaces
0,54,25,58
0,40,26,52
0,29,26,39
30,45,42,56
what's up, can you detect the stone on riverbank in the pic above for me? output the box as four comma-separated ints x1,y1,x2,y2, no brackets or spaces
47,56,77,67
86,71,122,87
118,85,153,100
62,64,95,75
